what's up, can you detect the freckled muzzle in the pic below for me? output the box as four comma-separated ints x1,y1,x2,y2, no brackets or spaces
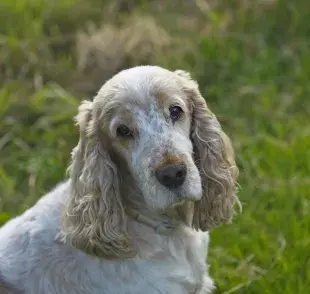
155,162,187,189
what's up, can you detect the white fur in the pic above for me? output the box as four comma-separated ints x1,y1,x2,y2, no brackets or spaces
0,181,214,294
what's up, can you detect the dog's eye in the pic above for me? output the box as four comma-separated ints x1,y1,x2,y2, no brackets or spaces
169,106,183,121
116,125,133,138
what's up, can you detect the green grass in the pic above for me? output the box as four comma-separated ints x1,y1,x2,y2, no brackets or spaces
0,0,309,293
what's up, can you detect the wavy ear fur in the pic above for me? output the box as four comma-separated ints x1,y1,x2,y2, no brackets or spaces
61,100,135,259
175,70,239,231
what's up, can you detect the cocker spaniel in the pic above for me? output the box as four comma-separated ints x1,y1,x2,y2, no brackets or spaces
0,66,239,294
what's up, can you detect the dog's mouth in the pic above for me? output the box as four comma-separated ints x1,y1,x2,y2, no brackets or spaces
165,193,200,211
164,199,197,226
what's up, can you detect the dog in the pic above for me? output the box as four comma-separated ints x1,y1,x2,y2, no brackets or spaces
0,66,239,293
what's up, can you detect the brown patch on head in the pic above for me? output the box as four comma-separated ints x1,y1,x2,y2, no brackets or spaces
100,103,137,151
154,88,191,123
155,153,185,170
116,109,135,149
155,90,170,110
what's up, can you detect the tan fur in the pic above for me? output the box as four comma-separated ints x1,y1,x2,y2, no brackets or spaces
155,154,185,170
175,70,240,231
61,100,135,259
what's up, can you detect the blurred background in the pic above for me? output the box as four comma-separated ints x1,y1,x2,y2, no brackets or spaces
0,0,309,293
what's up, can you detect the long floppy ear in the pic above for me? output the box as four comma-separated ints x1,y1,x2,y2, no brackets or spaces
61,100,135,259
175,70,240,231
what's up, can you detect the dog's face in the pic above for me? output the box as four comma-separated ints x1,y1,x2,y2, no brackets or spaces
98,67,202,211
62,66,239,259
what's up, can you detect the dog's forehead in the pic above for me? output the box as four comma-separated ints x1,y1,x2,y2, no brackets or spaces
116,69,184,105
123,89,186,124
115,65,173,80
96,66,188,122
128,99,163,120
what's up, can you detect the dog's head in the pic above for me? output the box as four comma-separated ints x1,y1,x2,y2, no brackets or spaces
61,66,239,259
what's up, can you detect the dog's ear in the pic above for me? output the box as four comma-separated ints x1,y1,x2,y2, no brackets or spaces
175,70,240,231
61,100,135,259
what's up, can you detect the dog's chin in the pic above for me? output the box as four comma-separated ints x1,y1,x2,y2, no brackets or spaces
144,183,202,214
163,197,198,225
152,198,190,215
165,191,202,211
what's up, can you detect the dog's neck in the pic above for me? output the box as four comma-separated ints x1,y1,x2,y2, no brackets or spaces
125,201,195,236
125,207,180,235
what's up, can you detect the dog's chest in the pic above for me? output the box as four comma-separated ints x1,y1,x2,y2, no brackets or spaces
25,230,213,293
114,230,214,294
97,248,211,294
76,230,213,294
147,252,207,293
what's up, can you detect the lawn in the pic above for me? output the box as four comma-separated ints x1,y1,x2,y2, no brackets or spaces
0,0,309,293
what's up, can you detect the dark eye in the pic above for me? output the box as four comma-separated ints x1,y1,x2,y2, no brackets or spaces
169,106,183,121
116,125,133,138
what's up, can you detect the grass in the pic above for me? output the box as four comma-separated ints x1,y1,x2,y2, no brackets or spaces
0,0,309,292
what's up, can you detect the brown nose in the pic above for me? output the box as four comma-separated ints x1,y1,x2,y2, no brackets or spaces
155,162,187,189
